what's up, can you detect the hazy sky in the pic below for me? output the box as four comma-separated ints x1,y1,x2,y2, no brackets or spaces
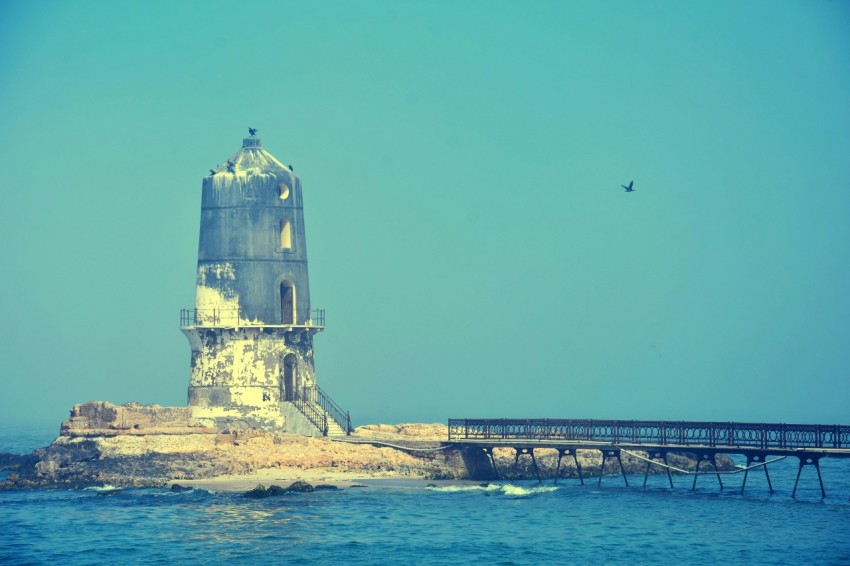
1,0,848,429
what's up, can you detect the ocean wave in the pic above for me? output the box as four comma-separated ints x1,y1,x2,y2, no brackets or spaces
426,483,502,493
499,484,559,497
83,485,121,492
426,483,559,497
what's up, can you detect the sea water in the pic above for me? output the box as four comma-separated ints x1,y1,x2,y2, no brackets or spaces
2,428,850,565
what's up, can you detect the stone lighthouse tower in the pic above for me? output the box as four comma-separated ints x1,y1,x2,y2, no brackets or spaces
181,132,349,434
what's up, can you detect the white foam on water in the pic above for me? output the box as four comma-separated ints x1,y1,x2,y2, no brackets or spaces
426,483,559,497
425,483,502,493
499,484,559,497
83,485,120,492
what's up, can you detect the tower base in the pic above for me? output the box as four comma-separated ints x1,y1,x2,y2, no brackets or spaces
183,326,317,406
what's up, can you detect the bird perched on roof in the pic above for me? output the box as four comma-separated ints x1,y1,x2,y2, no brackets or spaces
209,169,216,176
621,180,635,192
288,164,295,171
226,160,235,173
248,127,258,137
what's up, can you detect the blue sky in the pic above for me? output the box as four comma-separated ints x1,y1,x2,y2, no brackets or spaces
1,0,848,428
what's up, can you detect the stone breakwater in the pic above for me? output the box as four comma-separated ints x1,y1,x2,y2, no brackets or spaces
0,402,735,490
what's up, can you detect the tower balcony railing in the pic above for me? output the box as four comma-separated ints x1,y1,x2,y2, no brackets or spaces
180,308,325,329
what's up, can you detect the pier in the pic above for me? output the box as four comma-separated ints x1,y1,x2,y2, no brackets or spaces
447,418,850,497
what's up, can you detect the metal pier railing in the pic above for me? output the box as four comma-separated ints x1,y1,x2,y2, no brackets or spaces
447,418,850,450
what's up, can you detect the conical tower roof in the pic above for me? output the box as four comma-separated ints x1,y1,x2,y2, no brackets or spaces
210,137,294,178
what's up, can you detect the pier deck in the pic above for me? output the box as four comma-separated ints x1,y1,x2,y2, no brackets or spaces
447,418,850,497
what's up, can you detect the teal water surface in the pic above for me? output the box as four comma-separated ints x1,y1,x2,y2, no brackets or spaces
2,432,850,565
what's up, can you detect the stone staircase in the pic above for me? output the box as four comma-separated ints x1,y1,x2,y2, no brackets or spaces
287,387,351,437
324,413,347,437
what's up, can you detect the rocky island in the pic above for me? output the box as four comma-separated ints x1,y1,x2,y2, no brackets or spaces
0,402,731,492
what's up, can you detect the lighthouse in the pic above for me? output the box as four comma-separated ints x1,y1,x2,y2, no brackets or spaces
181,132,349,435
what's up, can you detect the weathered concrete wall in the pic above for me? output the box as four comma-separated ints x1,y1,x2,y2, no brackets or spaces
61,402,214,436
189,404,287,432
184,327,316,406
181,137,326,431
279,403,324,437
61,401,294,436
195,138,312,325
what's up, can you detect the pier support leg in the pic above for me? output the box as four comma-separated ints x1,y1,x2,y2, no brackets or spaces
598,451,607,487
792,459,803,498
598,450,626,487
764,461,774,494
742,454,774,495
616,451,629,487
554,449,579,485
663,454,674,488
644,452,671,488
815,458,825,499
530,449,541,484
485,448,499,480
711,454,723,491
692,458,702,491
512,448,541,483
741,455,753,495
574,451,584,485
792,455,825,499
555,450,564,485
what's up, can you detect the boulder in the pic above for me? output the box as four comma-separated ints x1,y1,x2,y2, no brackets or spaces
243,484,270,498
266,485,288,496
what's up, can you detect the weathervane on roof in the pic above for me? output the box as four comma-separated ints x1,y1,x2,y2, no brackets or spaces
248,127,258,138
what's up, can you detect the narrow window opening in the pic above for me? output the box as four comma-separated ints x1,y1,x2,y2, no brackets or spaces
280,219,292,249
280,283,295,324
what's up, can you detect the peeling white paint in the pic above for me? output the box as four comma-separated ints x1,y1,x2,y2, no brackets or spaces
192,402,286,430
195,265,266,326
197,263,236,285
194,285,242,326
184,328,315,392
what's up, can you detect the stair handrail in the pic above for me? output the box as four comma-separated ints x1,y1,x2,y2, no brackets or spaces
292,390,329,436
315,385,353,435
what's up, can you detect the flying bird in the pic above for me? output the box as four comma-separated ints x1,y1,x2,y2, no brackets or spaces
248,127,258,137
621,180,635,192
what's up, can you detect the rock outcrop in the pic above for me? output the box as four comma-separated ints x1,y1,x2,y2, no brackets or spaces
61,401,215,436
1,402,736,490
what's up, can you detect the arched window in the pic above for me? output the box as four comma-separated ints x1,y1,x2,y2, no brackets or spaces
281,354,297,401
278,182,290,200
280,282,295,324
280,219,292,249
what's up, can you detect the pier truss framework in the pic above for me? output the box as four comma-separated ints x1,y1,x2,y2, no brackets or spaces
447,418,850,497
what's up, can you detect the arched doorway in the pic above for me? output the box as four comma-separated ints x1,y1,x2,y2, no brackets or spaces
280,282,295,324
281,354,297,401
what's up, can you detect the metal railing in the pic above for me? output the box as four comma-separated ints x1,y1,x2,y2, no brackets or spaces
180,308,325,329
447,419,850,450
316,385,353,435
293,390,328,435
291,387,352,436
